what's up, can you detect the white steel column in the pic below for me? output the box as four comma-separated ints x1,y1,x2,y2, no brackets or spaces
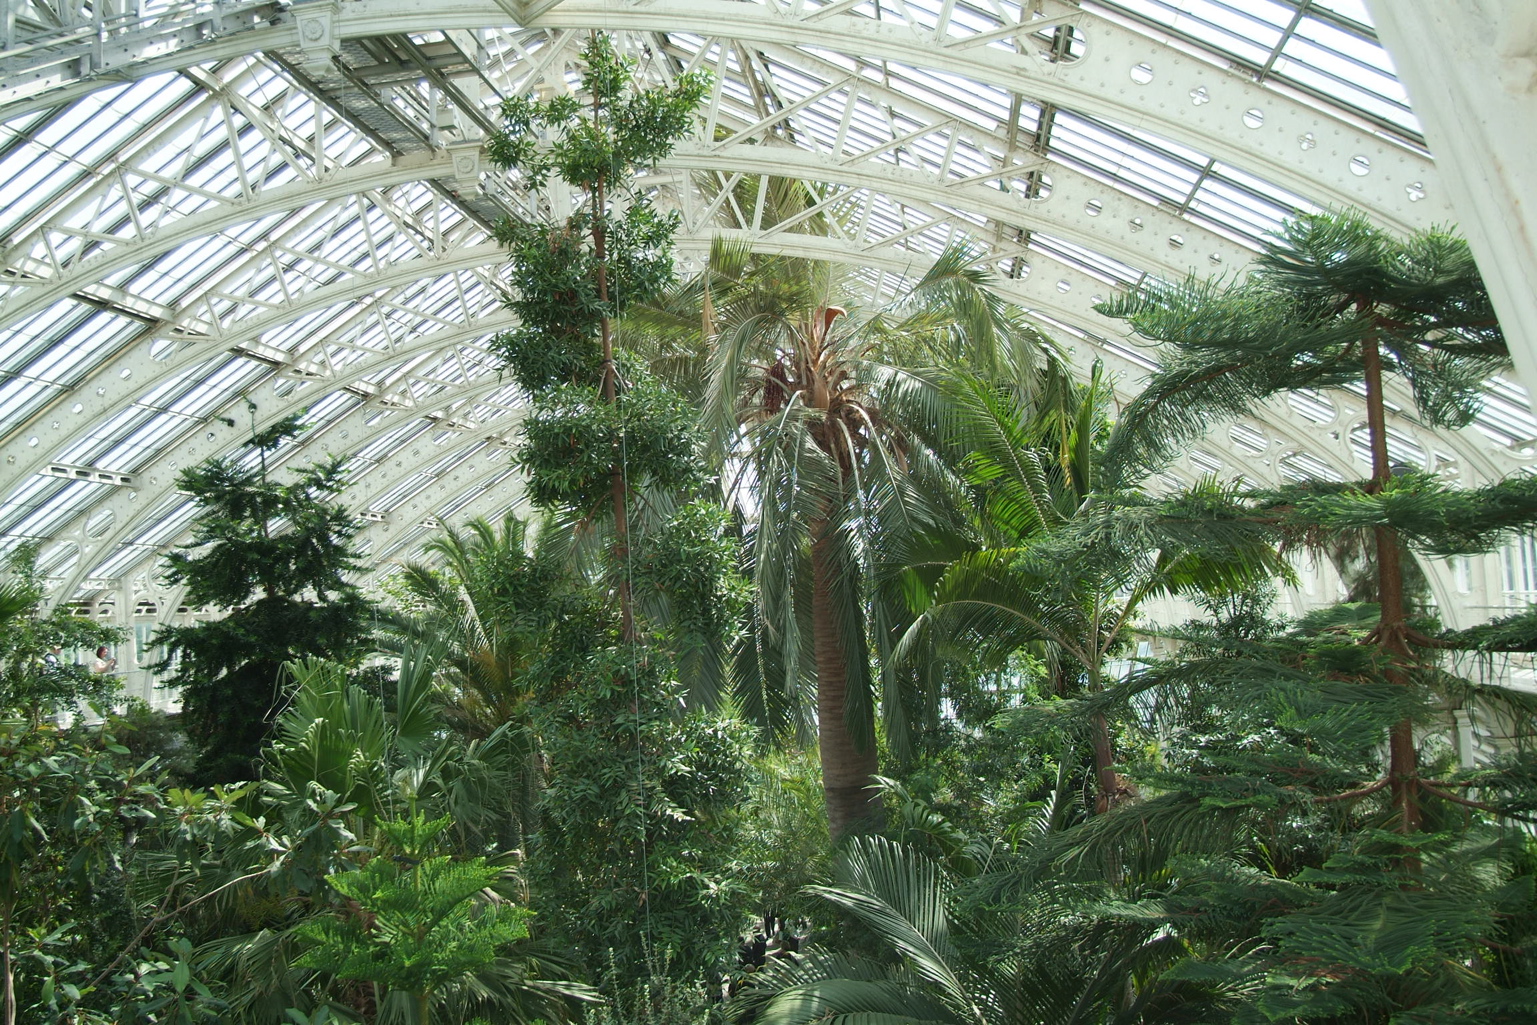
1369,1,1537,399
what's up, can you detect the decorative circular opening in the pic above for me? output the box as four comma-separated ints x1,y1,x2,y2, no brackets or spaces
1209,252,1223,265
1130,62,1154,85
1036,23,1086,64
1349,154,1372,176
27,436,38,447
71,402,83,414
1242,107,1264,129
1084,199,1103,217
1022,171,1053,201
1129,216,1144,232
1298,132,1317,151
1189,85,1210,105
1056,279,1072,293
86,510,114,539
120,367,132,379
1168,234,1185,250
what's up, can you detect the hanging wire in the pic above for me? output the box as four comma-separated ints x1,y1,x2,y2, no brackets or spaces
618,319,656,966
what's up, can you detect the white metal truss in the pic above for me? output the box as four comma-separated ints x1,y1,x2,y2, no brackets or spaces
2,2,1446,228
29,223,1523,601
1,0,1532,640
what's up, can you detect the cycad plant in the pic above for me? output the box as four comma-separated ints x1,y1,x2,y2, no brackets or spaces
700,238,1055,837
734,835,1191,1025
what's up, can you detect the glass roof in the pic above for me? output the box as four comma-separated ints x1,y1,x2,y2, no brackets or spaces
0,0,1531,608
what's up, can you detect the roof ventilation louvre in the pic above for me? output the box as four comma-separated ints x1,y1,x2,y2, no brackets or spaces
42,463,134,487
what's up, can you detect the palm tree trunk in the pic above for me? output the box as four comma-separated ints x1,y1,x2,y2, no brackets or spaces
1361,331,1421,834
810,517,881,838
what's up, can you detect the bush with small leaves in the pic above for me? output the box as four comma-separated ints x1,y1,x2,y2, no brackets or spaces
517,373,704,511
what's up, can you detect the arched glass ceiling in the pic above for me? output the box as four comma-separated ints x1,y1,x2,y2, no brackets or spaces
1,0,1532,614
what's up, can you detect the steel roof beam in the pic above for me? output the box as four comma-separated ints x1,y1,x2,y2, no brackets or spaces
0,1,1445,231
44,224,1512,600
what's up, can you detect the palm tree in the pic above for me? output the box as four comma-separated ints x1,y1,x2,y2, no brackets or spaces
698,240,1054,838
903,367,1278,814
734,835,1193,1025
389,512,567,739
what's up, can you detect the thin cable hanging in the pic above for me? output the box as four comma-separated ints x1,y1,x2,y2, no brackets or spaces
612,255,655,963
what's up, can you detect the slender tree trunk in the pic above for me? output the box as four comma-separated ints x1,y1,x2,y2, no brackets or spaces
2,952,13,1025
1361,331,1421,834
2,902,14,1025
1090,711,1119,814
592,157,635,642
1086,652,1119,812
810,516,881,838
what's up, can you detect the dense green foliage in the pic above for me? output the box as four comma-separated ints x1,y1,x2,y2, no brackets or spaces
485,35,707,396
0,545,121,718
154,419,376,783
14,62,1537,1024
516,372,705,511
685,234,1060,837
727,212,1537,1025
297,814,533,1025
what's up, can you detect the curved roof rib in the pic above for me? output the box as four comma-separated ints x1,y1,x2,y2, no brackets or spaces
1,0,1531,616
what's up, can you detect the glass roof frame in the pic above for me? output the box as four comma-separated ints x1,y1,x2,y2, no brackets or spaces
0,0,1530,610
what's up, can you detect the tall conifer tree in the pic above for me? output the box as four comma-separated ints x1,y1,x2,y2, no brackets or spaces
155,416,374,783
1098,210,1516,831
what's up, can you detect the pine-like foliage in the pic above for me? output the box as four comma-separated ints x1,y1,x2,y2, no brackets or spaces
1095,209,1530,832
296,814,532,1025
1039,598,1537,1023
154,419,375,783
1096,210,1505,489
982,210,1537,1020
